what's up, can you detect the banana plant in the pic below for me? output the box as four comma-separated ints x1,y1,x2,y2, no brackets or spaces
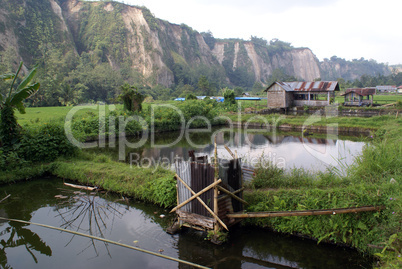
0,62,40,149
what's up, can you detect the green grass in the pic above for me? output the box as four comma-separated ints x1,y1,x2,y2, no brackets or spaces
245,122,401,266
228,113,402,130
51,153,176,208
1,115,400,267
0,164,50,183
16,105,123,126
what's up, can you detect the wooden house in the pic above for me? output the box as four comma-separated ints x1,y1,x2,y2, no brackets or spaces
264,81,339,108
376,85,397,93
341,88,375,106
242,92,250,97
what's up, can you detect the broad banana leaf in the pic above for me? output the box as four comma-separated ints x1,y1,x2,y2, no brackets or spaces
0,73,14,80
9,83,40,114
16,65,38,92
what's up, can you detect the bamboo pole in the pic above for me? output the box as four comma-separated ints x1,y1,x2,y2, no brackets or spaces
175,173,228,230
226,206,384,219
0,217,210,269
218,187,245,201
224,145,235,159
170,179,222,213
216,186,248,205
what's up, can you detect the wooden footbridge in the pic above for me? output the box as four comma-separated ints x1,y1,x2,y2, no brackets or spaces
168,139,383,241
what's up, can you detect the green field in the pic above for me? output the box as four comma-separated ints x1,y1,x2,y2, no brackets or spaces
16,105,122,126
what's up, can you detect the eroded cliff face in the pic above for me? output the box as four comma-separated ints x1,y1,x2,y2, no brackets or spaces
271,49,321,81
212,40,321,83
0,7,22,64
60,0,323,85
0,0,74,71
0,0,390,87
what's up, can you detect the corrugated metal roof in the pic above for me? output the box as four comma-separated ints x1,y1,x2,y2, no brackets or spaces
342,88,376,96
265,81,339,92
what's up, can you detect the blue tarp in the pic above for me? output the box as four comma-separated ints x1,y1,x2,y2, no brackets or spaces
235,97,261,100
174,98,185,101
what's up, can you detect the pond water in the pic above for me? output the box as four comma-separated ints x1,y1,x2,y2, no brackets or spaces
89,128,366,173
0,179,374,269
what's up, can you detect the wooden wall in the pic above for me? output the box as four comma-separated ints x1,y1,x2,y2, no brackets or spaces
267,84,292,108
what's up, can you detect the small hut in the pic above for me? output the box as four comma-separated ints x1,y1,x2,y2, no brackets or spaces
341,88,375,106
264,81,339,108
169,145,247,242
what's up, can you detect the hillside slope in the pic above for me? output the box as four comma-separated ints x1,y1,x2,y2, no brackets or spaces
0,0,391,91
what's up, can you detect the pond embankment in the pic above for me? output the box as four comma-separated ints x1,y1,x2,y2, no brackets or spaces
1,111,401,268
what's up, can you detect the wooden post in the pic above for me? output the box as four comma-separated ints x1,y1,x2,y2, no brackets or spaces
213,136,219,235
175,174,228,230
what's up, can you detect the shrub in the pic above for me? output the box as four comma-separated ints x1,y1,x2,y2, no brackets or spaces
17,122,77,163
0,149,28,171
185,93,197,100
223,88,236,105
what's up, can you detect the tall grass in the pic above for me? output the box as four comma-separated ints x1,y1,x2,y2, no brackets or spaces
246,122,401,258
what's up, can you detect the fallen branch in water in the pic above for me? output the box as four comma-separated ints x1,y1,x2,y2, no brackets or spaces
0,194,11,203
64,182,97,191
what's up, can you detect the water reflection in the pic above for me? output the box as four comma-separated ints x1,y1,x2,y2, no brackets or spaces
0,179,373,269
177,227,374,269
54,188,126,257
0,214,51,268
133,129,365,173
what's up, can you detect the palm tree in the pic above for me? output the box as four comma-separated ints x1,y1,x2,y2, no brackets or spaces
119,83,144,112
0,62,40,149
58,83,81,106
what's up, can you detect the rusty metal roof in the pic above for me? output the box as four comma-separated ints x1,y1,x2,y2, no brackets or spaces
342,88,376,96
265,81,340,92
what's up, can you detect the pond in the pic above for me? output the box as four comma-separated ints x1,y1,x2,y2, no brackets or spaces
0,179,374,269
88,127,366,173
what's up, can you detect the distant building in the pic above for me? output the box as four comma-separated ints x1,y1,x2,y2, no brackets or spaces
341,88,376,106
264,81,339,108
376,85,397,93
397,86,402,94
242,92,250,97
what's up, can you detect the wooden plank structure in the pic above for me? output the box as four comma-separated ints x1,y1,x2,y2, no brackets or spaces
169,142,384,243
170,139,246,240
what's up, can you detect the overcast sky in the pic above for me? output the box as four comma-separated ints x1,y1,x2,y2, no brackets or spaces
118,0,401,65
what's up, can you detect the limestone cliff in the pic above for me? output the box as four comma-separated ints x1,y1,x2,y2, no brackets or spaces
0,0,391,88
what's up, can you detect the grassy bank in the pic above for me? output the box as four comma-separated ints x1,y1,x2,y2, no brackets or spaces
1,102,401,267
51,153,176,208
228,113,401,131
244,123,401,267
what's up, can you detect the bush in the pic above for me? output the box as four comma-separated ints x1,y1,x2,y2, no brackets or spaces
223,88,236,105
0,149,28,171
186,93,197,100
17,122,77,163
71,113,143,140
